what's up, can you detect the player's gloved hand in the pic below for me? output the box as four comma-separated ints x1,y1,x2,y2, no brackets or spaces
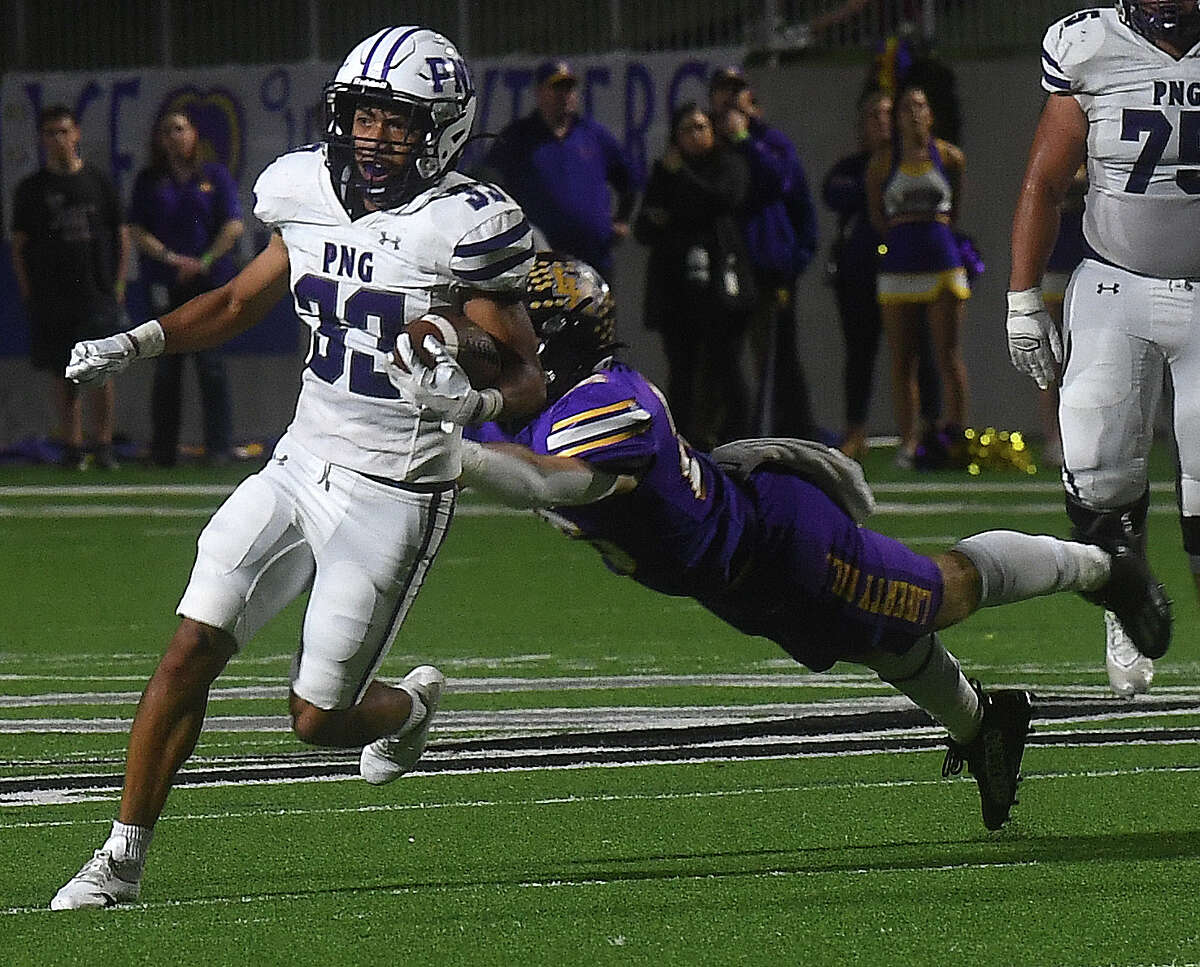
389,333,503,425
1006,287,1063,390
65,320,166,385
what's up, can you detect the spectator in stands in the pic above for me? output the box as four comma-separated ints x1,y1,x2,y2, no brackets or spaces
708,67,820,440
866,84,970,469
479,59,638,283
130,110,243,467
10,105,130,470
635,102,755,449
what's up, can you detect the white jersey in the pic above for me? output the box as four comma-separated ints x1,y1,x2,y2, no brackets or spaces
1042,8,1200,278
253,146,533,483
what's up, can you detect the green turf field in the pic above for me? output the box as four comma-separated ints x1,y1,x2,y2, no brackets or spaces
1,447,1197,966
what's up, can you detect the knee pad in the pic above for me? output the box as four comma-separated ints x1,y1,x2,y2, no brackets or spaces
1066,489,1148,556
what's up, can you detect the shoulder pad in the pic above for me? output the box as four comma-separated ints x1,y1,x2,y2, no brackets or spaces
252,145,329,228
1042,8,1111,94
443,183,535,293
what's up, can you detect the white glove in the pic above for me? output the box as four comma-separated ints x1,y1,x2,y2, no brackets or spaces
388,333,503,425
1006,287,1063,390
65,320,165,385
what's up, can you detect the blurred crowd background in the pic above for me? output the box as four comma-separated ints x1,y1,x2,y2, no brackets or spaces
0,0,1089,468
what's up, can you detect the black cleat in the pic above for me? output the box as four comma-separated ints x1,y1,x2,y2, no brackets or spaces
943,684,1033,831
1082,547,1172,660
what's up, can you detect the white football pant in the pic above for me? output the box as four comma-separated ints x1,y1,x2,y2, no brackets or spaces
178,433,455,709
1061,259,1200,531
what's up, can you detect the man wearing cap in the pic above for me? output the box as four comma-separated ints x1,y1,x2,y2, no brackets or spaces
479,59,638,283
709,67,820,441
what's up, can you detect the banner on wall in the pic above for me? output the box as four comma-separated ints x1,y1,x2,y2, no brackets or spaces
0,47,744,356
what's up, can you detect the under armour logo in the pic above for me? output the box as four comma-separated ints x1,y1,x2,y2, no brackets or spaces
1097,283,1120,294
379,231,401,250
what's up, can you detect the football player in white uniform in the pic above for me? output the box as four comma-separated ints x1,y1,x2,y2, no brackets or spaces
1006,1,1187,698
50,26,545,910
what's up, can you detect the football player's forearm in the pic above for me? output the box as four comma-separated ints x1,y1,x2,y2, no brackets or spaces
460,441,631,508
495,360,547,421
160,273,288,353
159,235,290,352
1009,188,1062,291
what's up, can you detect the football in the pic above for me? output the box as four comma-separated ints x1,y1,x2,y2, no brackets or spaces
393,310,503,389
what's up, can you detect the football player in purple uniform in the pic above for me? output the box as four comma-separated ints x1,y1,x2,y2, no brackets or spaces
411,254,1171,832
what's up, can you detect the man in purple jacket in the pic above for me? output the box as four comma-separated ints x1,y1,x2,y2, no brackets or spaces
479,60,638,283
710,67,820,440
451,255,1171,832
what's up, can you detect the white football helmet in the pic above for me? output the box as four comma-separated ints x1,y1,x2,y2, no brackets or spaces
324,26,476,207
1117,0,1200,46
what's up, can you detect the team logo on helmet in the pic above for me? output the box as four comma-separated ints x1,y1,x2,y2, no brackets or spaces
323,26,477,209
525,254,619,401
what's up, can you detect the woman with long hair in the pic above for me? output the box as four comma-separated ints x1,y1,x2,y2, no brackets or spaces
129,109,244,466
866,84,969,468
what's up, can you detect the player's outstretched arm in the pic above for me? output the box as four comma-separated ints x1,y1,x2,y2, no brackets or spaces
66,234,291,385
460,439,636,508
157,232,292,353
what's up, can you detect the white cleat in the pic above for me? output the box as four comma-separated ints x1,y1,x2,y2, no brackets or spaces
50,849,141,910
359,665,444,785
1105,610,1154,699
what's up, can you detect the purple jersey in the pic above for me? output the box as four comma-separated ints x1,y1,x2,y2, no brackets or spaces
475,362,943,671
129,161,242,289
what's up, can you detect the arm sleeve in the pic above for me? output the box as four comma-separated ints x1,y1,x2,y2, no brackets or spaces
460,440,625,508
1040,17,1084,95
785,157,818,274
740,126,793,197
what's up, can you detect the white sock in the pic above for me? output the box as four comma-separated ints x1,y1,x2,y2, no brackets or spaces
104,820,153,868
394,688,427,737
953,530,1110,606
863,634,982,744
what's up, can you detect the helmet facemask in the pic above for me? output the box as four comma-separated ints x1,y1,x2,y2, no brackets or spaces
1120,0,1200,49
324,83,442,209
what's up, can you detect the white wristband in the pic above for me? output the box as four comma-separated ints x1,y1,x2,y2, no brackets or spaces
469,387,504,424
128,320,166,358
1006,287,1045,315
